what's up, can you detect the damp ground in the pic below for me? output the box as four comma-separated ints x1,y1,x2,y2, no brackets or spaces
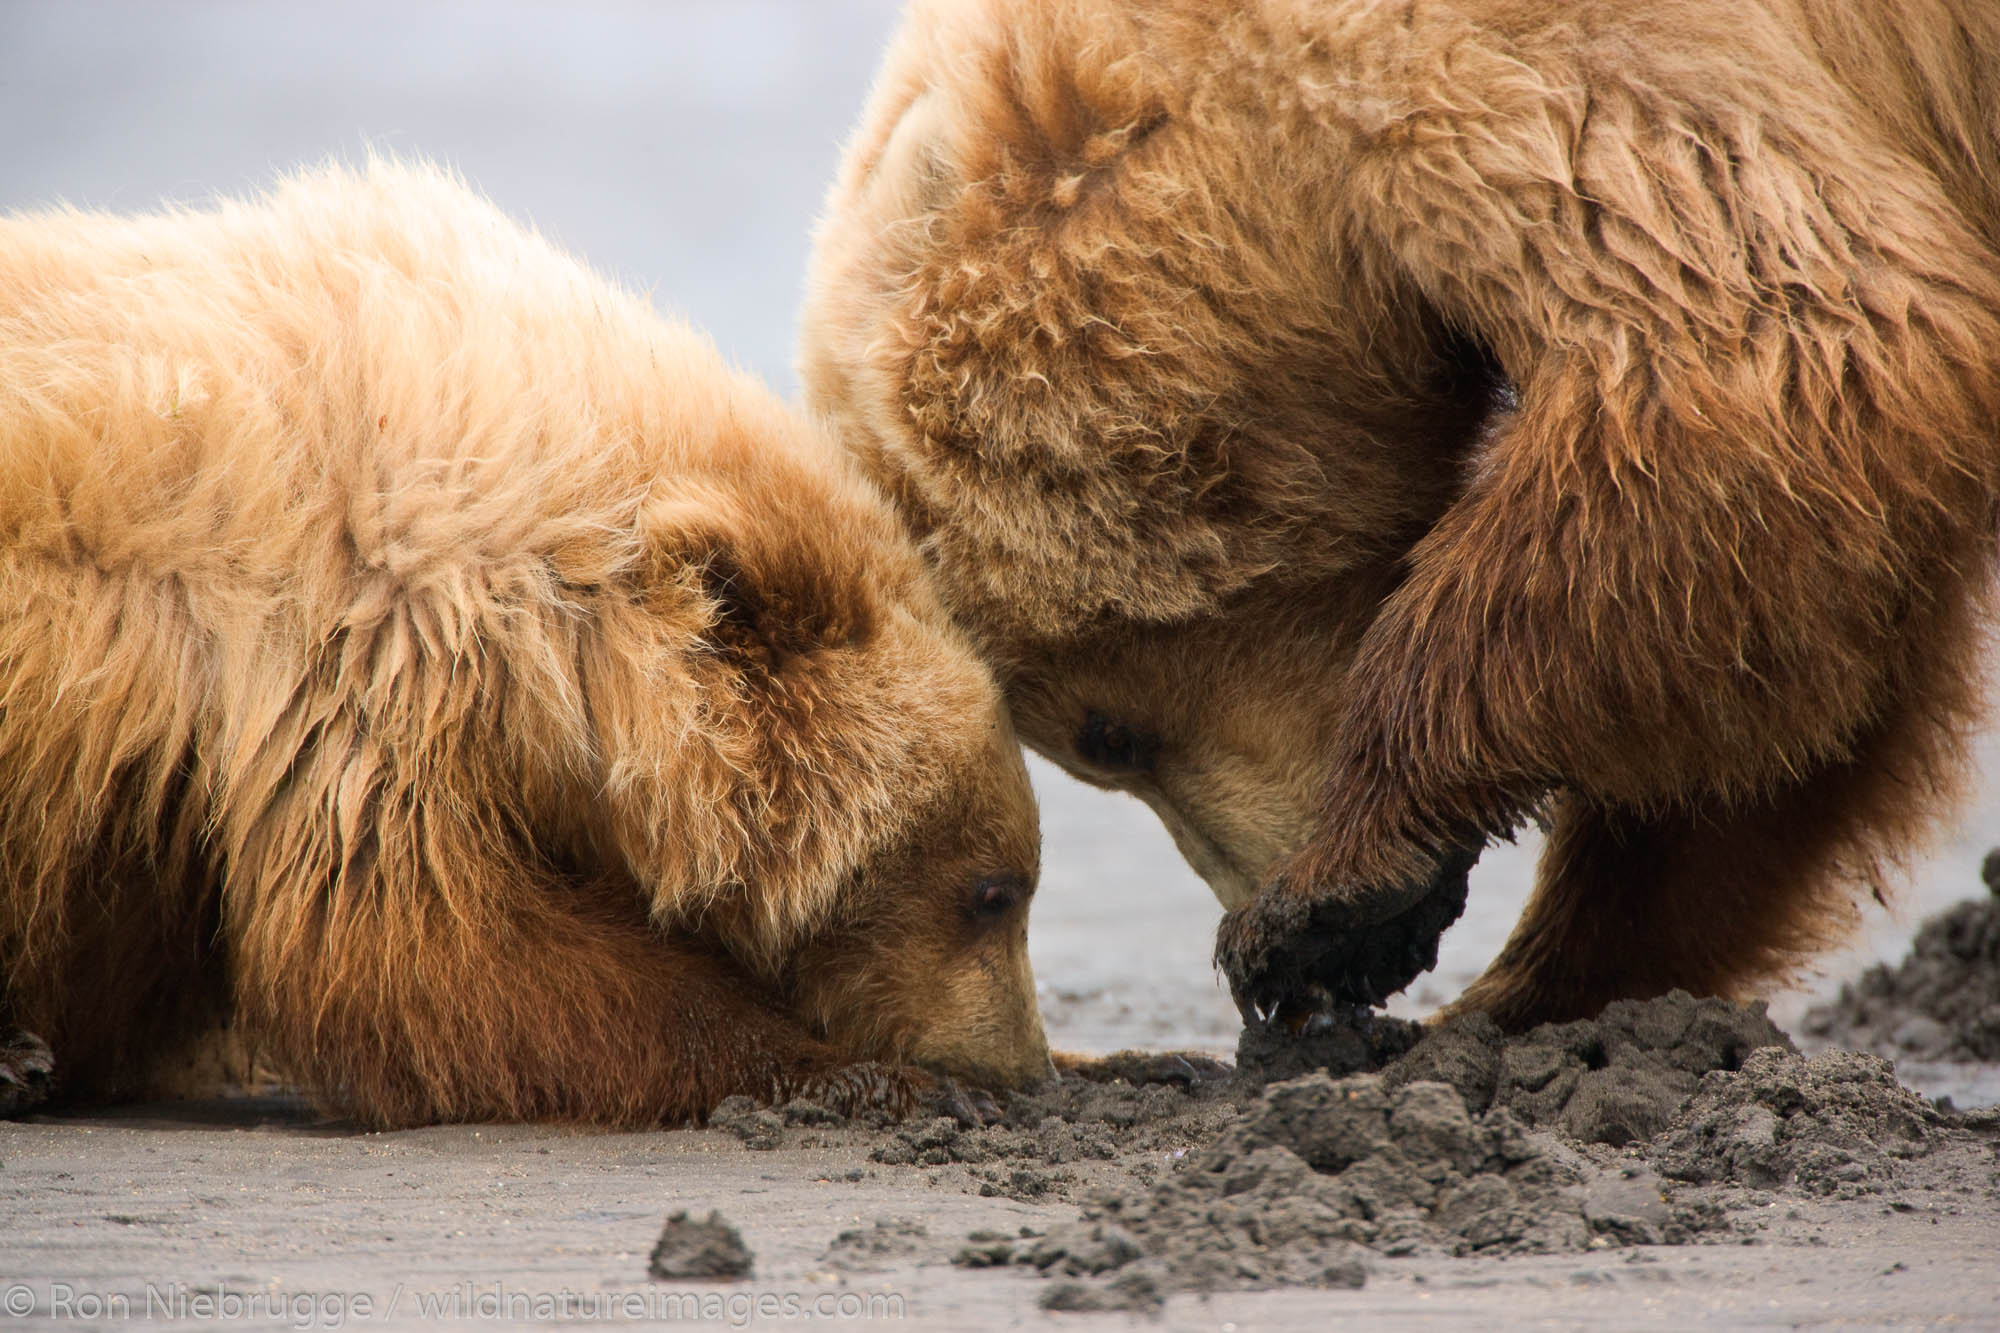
8,980,2000,1329
12,783,2000,1329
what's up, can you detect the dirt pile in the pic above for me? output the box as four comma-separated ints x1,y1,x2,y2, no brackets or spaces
1238,990,1793,1146
1380,991,1794,1145
1799,854,2000,1062
956,1069,1619,1309
818,1218,930,1273
1234,1008,1423,1085
716,993,1791,1212
1651,1047,1943,1197
870,1060,1238,1199
827,990,1989,1307
648,1210,754,1280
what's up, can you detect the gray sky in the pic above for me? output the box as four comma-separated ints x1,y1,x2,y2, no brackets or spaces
0,0,903,396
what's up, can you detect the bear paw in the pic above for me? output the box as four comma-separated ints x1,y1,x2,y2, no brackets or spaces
796,1062,999,1127
1215,846,1477,1020
0,1028,55,1117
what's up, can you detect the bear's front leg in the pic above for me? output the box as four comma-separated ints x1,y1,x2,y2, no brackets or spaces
1220,14,2000,1021
787,1061,999,1126
228,809,972,1128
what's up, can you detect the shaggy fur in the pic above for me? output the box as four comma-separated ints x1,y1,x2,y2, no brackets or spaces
0,161,1049,1127
800,0,2000,1028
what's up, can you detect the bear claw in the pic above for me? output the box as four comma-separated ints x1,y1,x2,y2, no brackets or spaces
1215,846,1478,1021
792,1062,998,1127
926,1078,1001,1128
0,1028,55,1118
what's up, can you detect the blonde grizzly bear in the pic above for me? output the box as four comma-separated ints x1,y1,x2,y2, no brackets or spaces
0,160,1050,1128
801,0,2000,1029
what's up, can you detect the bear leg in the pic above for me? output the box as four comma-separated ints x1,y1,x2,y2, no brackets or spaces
232,856,941,1129
1449,684,1973,1030
1220,15,2000,1015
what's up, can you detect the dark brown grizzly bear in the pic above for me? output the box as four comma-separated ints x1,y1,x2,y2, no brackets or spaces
801,0,2000,1028
0,160,1049,1128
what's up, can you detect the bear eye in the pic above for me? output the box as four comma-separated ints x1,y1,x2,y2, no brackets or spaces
1076,711,1158,774
969,872,1030,921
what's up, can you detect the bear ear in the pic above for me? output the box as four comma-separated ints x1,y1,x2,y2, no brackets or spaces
639,486,876,673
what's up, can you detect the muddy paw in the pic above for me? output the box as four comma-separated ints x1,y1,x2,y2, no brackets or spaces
0,1028,55,1117
1216,846,1478,1019
919,1074,1000,1128
794,1062,996,1127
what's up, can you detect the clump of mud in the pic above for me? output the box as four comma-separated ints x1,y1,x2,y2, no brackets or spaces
811,989,1989,1307
818,1218,930,1273
733,986,1782,1198
1651,1047,1942,1197
958,1070,1625,1308
1234,1007,1423,1086
1380,992,1794,1145
870,1060,1239,1199
934,992,1830,1305
649,1210,754,1281
1239,990,1792,1146
1799,852,2000,1062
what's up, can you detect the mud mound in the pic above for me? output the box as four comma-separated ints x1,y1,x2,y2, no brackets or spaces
722,992,1782,1194
818,1218,929,1273
649,1210,754,1280
1799,855,2000,1062
1235,1008,1423,1086
1650,1047,1942,1196
1238,990,1791,1146
1383,992,1794,1145
839,995,1980,1304
872,1063,1238,1199
1160,1072,1593,1258
955,1069,1649,1307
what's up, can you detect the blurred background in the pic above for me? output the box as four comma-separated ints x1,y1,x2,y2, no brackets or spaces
3,0,1994,1062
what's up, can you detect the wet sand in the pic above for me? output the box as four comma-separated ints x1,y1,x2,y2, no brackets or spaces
6,981,1999,1329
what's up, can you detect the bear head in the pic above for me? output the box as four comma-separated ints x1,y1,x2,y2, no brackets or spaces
799,0,1507,907
578,374,1051,1090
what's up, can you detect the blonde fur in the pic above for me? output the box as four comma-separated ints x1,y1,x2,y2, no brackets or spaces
0,160,1047,1125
